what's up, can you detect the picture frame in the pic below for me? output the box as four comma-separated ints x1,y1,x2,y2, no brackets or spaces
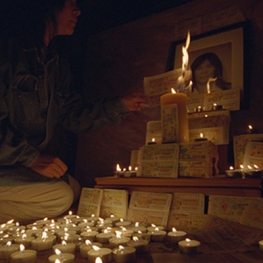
168,22,249,111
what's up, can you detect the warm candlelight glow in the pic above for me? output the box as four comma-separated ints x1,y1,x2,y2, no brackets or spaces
95,257,103,263
116,164,121,172
172,228,177,232
19,244,25,252
200,133,204,138
248,125,253,130
135,222,139,227
55,249,62,256
229,166,234,170
92,245,101,251
128,166,132,171
186,238,191,243
85,240,92,245
171,88,176,94
151,138,155,142
133,236,139,242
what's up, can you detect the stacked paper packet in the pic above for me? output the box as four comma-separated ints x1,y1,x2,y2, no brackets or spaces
179,141,219,178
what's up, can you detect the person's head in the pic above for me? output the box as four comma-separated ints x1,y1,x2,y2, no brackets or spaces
191,52,223,88
22,0,81,46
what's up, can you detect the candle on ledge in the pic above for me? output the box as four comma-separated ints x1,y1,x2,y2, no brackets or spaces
194,133,208,142
244,164,262,178
178,238,201,254
147,138,157,145
225,166,242,178
160,88,189,143
167,228,187,243
10,244,37,263
112,245,136,263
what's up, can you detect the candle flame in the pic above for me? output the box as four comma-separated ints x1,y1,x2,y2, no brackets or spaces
133,236,139,242
62,240,67,245
55,249,62,256
55,260,61,263
247,165,253,170
116,164,121,172
254,164,259,170
92,245,101,251
85,239,92,246
200,133,204,138
229,166,234,170
185,238,191,243
128,166,132,171
172,227,177,232
151,138,155,142
171,88,176,94
6,241,12,247
19,244,25,252
248,125,253,130
119,245,125,250
135,222,139,227
95,257,103,263
240,164,244,170
116,231,122,239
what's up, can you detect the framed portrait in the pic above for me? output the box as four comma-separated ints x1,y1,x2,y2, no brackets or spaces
170,22,248,111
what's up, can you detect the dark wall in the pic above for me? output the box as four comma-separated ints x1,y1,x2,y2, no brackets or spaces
74,0,263,187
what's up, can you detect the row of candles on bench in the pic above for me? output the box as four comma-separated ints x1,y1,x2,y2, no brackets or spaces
225,164,262,178
0,213,201,263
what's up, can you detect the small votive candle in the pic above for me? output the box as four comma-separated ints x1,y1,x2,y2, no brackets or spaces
178,238,201,254
79,240,102,258
127,236,149,253
48,249,75,263
96,230,114,244
146,224,164,233
53,240,76,254
87,246,112,263
129,222,146,233
0,241,20,260
167,228,187,243
115,219,132,228
109,231,130,249
112,245,136,263
149,228,166,242
31,232,56,251
14,234,35,248
80,229,99,242
10,244,37,263
225,166,242,178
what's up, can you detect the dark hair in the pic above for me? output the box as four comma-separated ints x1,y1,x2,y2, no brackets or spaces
191,52,231,91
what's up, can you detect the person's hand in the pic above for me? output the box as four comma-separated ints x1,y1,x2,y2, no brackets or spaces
29,155,68,178
121,92,151,111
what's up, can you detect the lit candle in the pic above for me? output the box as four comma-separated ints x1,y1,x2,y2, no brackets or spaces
95,229,114,244
167,228,187,243
148,138,157,145
129,222,146,233
87,246,112,263
115,218,132,228
10,244,37,263
194,133,208,142
112,245,136,263
178,238,201,254
53,240,76,254
127,236,149,253
14,233,35,248
160,88,189,143
105,215,120,225
149,227,166,242
109,231,130,249
79,240,102,258
31,231,56,251
244,165,262,178
146,224,164,233
0,241,20,260
48,249,75,263
225,166,242,178
80,228,99,242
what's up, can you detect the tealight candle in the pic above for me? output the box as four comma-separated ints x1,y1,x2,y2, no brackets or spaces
178,238,201,254
119,228,134,238
109,231,130,249
167,228,187,243
244,165,262,178
194,133,208,142
10,244,37,263
96,230,114,244
48,249,75,263
0,242,20,260
115,219,132,228
112,245,136,263
31,232,56,251
129,222,147,233
79,240,102,258
105,215,120,225
127,236,149,253
14,234,35,248
149,228,166,242
146,224,164,233
53,240,76,254
80,229,99,242
225,166,242,178
87,246,112,263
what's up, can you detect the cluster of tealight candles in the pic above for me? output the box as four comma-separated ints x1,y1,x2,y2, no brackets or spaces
225,164,262,178
0,213,203,263
114,164,138,178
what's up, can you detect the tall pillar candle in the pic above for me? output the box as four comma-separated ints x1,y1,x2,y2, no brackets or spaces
160,90,189,143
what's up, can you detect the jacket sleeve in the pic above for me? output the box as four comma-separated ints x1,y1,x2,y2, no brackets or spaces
58,91,130,134
0,77,40,167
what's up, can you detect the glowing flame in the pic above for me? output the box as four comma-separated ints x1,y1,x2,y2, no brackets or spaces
85,240,92,246
172,228,177,232
62,240,67,245
55,259,61,263
151,138,155,142
133,236,139,242
95,258,103,263
135,222,139,227
116,164,121,172
171,88,176,94
55,249,62,256
229,166,234,170
92,245,101,251
19,244,25,252
186,238,191,243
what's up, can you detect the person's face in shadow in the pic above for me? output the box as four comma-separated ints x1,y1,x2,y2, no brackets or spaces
194,59,215,86
56,0,81,36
